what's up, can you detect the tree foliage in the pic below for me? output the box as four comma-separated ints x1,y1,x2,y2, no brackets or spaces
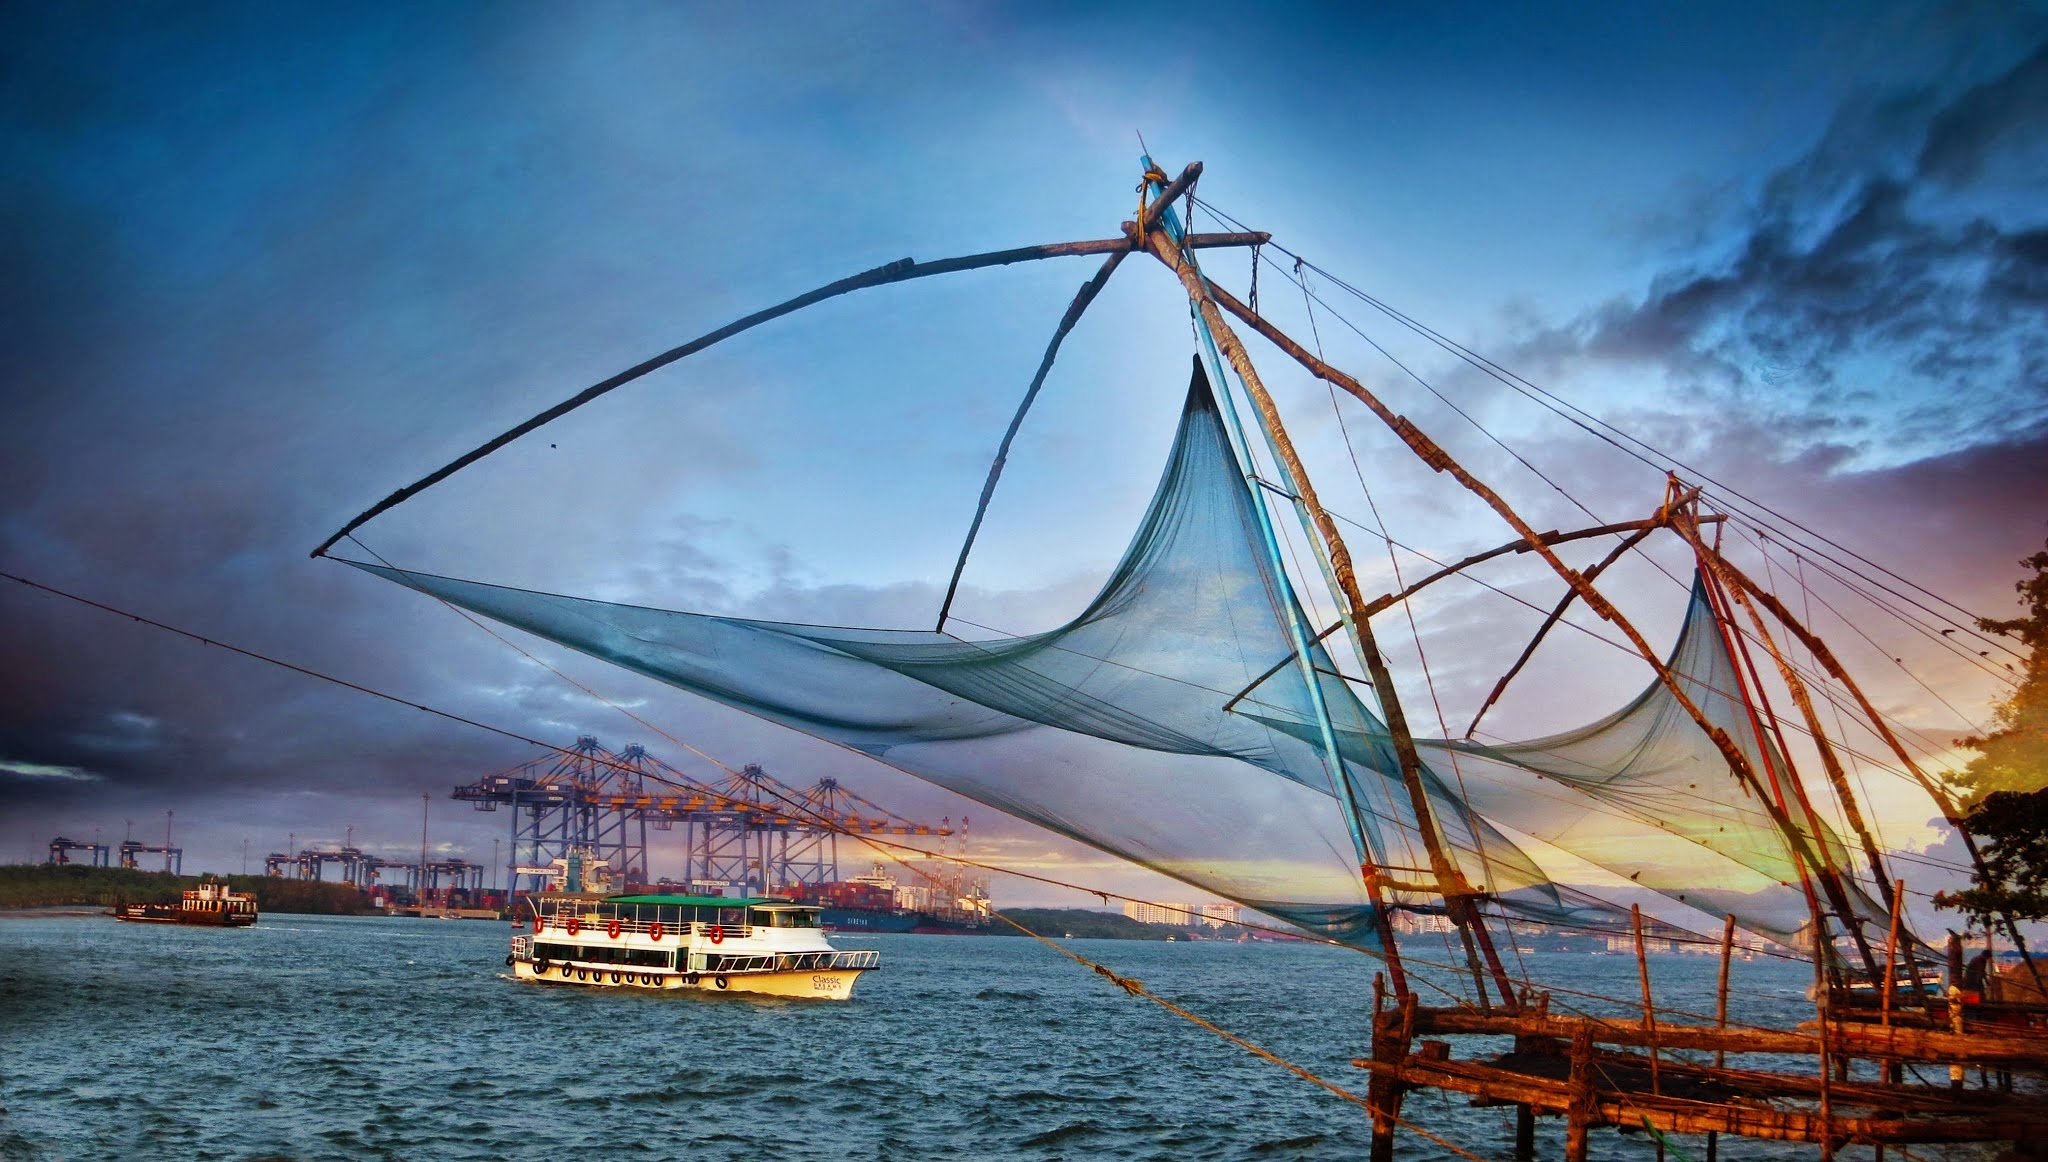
1950,539,2048,801
1942,788,2048,925
1939,539,2048,930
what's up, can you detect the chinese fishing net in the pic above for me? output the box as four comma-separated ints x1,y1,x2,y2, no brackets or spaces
347,360,1882,949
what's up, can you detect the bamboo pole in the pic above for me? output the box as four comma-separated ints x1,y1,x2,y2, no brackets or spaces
1143,223,1520,1012
1222,510,1719,714
1468,506,1676,737
936,248,1128,630
311,222,1264,556
1362,513,1715,618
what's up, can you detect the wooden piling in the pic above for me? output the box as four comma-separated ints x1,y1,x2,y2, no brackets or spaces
1709,913,1735,1162
1367,994,1413,1162
1883,879,1905,1029
1633,904,1661,1095
1564,1021,1596,1162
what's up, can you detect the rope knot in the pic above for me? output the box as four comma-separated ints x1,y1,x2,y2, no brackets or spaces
1092,963,1146,996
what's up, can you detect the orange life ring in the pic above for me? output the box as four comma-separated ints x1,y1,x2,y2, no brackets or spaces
606,920,622,939
649,922,665,942
708,924,725,945
566,917,581,936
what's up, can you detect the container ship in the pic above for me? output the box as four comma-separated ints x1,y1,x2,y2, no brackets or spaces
784,864,991,935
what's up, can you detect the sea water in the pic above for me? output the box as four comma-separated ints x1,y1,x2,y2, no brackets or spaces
0,913,2009,1160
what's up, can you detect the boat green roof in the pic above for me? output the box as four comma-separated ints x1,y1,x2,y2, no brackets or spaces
603,894,786,908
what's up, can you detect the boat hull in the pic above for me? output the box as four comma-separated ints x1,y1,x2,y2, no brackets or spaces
112,907,256,927
512,958,865,1000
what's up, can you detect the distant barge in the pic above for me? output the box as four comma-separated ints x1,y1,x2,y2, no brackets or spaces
112,880,257,927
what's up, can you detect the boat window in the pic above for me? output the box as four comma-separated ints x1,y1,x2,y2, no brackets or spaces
749,908,821,928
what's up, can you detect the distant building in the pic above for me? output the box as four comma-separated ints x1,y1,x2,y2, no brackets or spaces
1392,912,1456,935
1123,900,1201,925
1198,902,1239,929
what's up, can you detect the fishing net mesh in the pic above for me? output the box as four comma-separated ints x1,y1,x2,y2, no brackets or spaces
350,362,1883,949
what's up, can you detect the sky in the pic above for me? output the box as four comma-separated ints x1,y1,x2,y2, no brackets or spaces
4,2,2046,924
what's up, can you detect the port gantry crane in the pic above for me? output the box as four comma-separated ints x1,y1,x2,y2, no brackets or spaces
46,836,110,867
452,737,953,895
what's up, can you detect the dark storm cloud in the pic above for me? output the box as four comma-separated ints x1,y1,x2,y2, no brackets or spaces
1548,42,2048,462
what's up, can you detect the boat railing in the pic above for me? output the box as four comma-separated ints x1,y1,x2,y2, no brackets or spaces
699,949,880,974
530,913,758,942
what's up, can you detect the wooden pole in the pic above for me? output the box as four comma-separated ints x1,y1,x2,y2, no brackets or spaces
1633,904,1662,1095
1368,995,1415,1162
1564,1022,1596,1162
1883,879,1906,1029
1223,509,1720,714
1948,933,1967,1092
1815,903,1837,1162
311,221,1263,557
1469,514,1669,738
1144,223,1519,1012
1708,913,1735,1162
936,248,1128,630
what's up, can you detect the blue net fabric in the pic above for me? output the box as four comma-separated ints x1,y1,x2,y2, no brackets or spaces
353,365,1391,945
351,361,1884,948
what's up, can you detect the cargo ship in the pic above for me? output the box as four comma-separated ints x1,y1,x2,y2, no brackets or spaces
785,864,991,935
112,879,258,927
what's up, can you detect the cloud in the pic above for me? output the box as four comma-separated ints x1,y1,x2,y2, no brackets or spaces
0,759,102,782
1538,43,2048,468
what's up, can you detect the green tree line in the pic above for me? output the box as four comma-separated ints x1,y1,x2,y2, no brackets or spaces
0,863,376,914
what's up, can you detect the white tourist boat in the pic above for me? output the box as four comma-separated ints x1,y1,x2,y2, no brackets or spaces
509,893,880,1000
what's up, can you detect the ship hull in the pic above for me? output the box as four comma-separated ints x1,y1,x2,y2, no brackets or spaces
112,907,256,927
821,905,985,936
512,958,864,1000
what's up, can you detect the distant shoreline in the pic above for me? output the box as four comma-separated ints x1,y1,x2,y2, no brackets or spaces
0,864,377,915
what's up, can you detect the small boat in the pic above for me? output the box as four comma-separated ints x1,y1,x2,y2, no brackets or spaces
112,880,258,927
509,892,879,1000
